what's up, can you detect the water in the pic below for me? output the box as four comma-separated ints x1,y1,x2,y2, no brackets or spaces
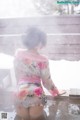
0,101,80,120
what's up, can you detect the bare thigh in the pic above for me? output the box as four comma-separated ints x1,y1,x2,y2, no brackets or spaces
15,105,29,118
29,105,44,119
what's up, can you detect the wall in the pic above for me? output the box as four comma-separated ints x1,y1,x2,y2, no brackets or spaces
0,15,80,60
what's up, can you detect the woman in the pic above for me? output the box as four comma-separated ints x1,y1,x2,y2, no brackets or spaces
14,27,65,120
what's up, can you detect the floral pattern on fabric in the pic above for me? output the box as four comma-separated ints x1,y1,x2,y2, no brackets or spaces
13,49,58,107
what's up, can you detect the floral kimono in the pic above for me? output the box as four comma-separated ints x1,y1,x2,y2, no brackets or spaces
13,49,58,108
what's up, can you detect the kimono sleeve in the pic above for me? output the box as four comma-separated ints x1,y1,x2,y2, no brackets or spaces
40,59,59,96
40,59,56,91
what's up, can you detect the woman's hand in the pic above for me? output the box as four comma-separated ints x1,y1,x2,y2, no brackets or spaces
50,87,66,97
50,87,59,97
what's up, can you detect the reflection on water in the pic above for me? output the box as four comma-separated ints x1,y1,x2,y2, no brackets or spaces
56,104,80,120
48,100,80,120
68,104,80,115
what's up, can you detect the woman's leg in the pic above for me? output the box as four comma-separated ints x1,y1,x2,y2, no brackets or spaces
29,105,46,120
15,105,29,120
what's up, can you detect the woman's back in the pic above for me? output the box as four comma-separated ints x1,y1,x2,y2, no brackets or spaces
13,27,65,120
14,49,48,85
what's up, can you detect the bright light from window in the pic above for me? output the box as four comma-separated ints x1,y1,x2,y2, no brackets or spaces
0,53,14,69
0,0,39,18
